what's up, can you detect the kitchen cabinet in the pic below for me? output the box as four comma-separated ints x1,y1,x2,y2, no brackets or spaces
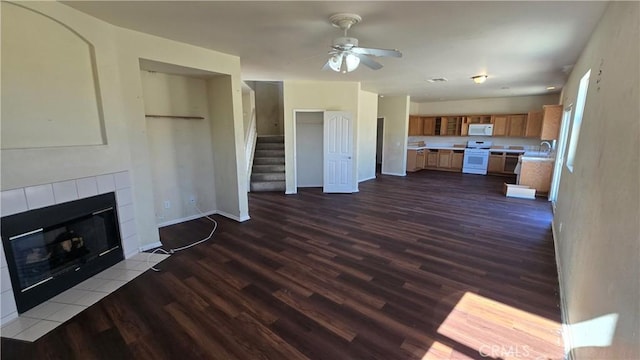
426,150,438,167
408,116,423,136
451,150,464,170
491,115,508,136
423,117,436,136
437,150,452,168
540,105,563,140
526,110,543,138
507,114,527,137
488,149,525,175
519,159,554,194
406,149,426,172
488,153,505,173
441,116,463,136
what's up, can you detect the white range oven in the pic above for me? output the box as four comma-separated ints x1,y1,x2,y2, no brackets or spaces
462,140,492,175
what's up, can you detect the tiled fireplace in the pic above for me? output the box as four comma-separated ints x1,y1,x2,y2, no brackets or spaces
1,171,140,325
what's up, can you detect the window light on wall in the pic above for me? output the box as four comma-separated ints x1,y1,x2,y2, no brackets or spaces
566,69,591,173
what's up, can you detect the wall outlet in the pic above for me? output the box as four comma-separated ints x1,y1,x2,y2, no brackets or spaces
189,196,196,204
164,200,171,209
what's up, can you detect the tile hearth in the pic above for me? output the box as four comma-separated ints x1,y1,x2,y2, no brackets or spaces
0,252,169,342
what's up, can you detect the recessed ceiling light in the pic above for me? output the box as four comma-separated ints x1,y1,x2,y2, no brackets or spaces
546,86,556,90
427,77,448,83
471,75,488,84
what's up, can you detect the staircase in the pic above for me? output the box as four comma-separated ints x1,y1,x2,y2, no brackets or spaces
250,135,285,192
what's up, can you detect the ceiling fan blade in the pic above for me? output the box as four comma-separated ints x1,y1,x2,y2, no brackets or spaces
352,47,402,58
354,53,383,70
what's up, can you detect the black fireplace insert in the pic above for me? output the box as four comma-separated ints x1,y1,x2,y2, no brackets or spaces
1,192,124,313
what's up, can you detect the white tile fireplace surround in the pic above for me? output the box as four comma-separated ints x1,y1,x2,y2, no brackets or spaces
1,171,141,326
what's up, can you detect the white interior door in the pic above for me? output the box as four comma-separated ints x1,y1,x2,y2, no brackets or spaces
323,111,353,193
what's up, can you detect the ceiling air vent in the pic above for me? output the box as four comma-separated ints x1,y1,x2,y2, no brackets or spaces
427,77,448,83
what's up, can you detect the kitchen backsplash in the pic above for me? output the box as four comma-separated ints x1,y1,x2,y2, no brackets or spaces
408,136,547,150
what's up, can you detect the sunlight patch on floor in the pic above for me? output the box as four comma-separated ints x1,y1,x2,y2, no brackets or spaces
424,292,564,359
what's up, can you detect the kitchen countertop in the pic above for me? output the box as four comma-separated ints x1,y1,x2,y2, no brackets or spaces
521,152,556,162
407,146,465,151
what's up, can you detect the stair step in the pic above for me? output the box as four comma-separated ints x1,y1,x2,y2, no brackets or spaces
257,135,284,143
256,142,285,150
255,149,284,157
254,157,285,165
253,164,285,173
251,172,285,181
250,180,285,192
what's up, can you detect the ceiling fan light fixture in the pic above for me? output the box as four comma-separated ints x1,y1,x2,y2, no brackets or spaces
329,53,360,73
471,75,488,84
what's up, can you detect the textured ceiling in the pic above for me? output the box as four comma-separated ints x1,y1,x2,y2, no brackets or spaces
64,1,608,102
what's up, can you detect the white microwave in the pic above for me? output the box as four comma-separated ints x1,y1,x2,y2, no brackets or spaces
468,124,493,136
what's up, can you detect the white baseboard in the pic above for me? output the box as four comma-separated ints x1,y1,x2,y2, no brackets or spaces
158,210,217,228
381,171,406,177
552,219,573,358
217,210,250,222
139,241,162,252
358,175,376,182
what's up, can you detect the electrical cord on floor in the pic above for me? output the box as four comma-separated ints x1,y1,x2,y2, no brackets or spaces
147,204,218,272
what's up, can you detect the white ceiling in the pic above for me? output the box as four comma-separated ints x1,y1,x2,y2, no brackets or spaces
63,1,608,102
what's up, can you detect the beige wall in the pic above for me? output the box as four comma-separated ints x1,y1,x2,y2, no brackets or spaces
1,2,105,149
413,94,559,115
241,82,255,139
283,80,360,194
1,2,247,251
553,2,639,359
140,71,217,225
255,81,284,136
378,96,410,176
357,90,379,182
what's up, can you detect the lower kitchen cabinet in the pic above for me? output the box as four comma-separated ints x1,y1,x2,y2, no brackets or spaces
451,151,464,170
519,160,554,193
488,150,524,175
437,150,452,168
426,150,438,167
406,149,426,172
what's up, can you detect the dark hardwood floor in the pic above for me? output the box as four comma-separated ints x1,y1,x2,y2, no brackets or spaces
1,171,563,359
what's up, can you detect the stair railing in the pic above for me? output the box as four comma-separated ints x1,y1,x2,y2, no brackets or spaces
245,107,258,191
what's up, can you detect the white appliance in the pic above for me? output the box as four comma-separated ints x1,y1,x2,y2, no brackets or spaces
463,140,492,175
468,124,494,136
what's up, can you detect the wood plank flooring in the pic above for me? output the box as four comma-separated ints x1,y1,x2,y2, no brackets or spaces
1,170,563,359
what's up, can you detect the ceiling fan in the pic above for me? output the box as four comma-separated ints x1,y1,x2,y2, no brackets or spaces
323,13,402,73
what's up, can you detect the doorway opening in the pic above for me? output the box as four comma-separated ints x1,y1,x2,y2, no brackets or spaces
295,111,324,189
376,117,384,174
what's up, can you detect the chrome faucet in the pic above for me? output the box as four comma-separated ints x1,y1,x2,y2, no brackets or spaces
540,141,552,153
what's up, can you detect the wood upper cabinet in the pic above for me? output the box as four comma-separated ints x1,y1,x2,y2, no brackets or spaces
507,114,527,137
491,115,508,136
423,117,436,136
540,105,563,140
408,116,423,136
441,116,463,136
526,110,543,138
